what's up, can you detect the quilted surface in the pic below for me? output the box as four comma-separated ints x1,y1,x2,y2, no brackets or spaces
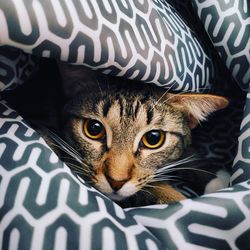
193,0,250,90
0,0,250,249
0,0,214,91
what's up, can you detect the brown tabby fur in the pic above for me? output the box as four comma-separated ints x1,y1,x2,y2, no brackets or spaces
44,63,228,207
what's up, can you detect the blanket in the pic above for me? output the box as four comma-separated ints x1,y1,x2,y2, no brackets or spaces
0,0,249,249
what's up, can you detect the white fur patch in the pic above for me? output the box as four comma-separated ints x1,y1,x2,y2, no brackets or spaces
204,170,230,194
106,182,138,201
118,182,138,197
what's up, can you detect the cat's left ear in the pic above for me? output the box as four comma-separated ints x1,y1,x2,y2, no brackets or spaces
168,94,229,128
57,61,99,98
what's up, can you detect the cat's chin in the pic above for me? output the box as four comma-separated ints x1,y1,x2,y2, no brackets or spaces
106,193,128,201
99,181,138,201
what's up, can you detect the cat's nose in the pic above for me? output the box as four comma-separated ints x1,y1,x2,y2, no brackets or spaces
106,175,127,191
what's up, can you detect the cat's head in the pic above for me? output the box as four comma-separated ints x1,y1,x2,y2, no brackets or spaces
59,63,228,201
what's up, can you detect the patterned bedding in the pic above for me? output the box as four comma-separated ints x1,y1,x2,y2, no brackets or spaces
0,0,249,249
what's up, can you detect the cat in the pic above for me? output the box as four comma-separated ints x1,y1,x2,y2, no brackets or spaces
40,62,229,207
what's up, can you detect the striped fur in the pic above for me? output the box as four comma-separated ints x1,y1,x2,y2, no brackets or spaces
50,64,228,206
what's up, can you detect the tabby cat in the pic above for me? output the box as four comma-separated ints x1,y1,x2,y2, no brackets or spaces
44,63,229,207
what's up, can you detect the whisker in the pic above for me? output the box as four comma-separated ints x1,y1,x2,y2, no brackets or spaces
70,169,88,176
155,154,200,174
46,129,83,158
64,162,91,175
60,156,82,162
149,85,174,112
150,176,183,183
60,155,91,170
49,142,83,164
140,187,154,197
158,167,217,177
50,134,83,160
41,129,95,176
44,130,91,170
143,183,171,191
63,160,85,171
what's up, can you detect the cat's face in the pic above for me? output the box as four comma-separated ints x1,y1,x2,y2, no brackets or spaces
59,66,228,201
63,87,192,200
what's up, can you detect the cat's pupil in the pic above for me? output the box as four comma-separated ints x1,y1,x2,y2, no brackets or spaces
145,131,161,145
141,130,165,149
87,120,103,136
83,119,105,140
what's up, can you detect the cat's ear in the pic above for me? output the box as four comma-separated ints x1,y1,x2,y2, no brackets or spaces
57,62,98,98
168,94,229,128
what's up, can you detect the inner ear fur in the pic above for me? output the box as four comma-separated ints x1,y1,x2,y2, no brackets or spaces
167,94,229,129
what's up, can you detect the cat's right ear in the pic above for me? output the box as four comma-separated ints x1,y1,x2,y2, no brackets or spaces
57,62,98,98
167,93,229,129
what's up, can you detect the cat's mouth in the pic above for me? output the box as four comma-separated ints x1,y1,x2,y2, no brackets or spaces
108,186,138,200
96,179,138,201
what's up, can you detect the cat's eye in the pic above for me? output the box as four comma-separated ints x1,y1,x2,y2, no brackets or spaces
141,130,165,149
83,119,105,140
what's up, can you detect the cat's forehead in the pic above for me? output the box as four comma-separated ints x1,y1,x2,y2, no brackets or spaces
68,84,185,132
100,96,151,127
95,90,184,132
